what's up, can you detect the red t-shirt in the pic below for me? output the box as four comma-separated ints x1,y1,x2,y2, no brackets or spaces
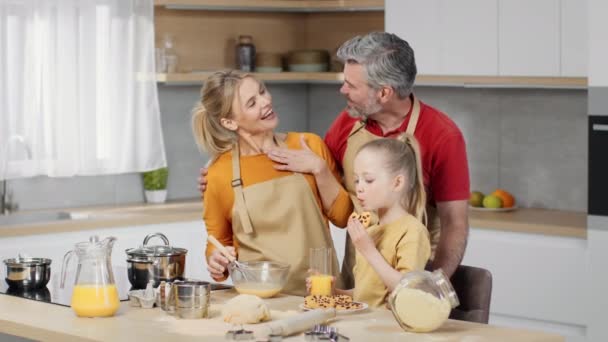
324,99,470,206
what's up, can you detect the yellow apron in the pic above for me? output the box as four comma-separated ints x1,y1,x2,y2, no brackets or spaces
340,96,440,288
230,137,342,296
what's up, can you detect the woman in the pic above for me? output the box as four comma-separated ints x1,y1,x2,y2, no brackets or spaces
191,70,352,295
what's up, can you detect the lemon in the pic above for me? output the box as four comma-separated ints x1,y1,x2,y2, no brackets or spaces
469,191,484,207
482,195,503,209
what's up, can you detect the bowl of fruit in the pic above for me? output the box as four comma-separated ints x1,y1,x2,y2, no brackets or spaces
469,189,516,212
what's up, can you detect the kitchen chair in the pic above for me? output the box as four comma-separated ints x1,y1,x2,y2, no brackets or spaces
448,264,493,324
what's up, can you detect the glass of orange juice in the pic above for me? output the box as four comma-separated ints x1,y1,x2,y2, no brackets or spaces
309,247,333,296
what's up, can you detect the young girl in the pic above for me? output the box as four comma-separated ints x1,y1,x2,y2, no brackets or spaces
333,134,431,307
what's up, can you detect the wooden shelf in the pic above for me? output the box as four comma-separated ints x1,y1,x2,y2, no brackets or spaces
157,72,345,84
415,75,588,89
154,0,384,12
157,72,588,88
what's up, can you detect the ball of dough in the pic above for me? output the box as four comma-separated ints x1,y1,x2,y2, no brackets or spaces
222,294,271,324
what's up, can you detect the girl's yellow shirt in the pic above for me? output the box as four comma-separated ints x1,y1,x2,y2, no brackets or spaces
353,214,431,307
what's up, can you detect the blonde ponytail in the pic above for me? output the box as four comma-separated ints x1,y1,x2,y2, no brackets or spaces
397,134,427,226
191,70,253,160
357,134,427,225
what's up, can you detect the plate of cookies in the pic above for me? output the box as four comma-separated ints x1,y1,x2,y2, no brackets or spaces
301,294,368,314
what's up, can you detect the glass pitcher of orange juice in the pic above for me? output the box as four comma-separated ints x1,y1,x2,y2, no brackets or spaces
309,247,333,296
60,235,119,317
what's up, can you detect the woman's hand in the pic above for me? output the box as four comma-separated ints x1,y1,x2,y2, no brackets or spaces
347,216,376,256
207,246,236,281
266,135,325,175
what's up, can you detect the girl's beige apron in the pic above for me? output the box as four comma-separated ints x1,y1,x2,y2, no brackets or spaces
230,138,341,296
340,96,440,288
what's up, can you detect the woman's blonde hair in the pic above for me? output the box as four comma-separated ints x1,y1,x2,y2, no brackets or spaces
191,70,254,159
358,135,427,225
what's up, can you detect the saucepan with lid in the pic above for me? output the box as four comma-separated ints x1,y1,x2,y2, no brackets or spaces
125,233,187,289
3,255,52,289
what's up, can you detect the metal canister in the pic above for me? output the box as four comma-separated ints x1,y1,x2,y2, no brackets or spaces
174,280,211,319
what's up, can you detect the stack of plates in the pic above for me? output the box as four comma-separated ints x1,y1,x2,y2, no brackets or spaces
286,49,329,72
256,52,283,73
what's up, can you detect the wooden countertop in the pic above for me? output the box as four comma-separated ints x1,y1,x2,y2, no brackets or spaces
0,200,586,239
0,289,564,342
469,208,587,239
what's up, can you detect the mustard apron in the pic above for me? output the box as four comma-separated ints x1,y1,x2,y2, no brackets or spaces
230,137,342,296
340,96,440,288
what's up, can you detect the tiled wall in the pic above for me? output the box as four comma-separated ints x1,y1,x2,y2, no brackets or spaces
309,85,588,212
8,85,587,213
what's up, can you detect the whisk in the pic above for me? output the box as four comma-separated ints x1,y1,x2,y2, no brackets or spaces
207,235,251,281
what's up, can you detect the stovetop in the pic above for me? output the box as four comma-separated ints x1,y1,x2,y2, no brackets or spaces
0,273,132,307
0,272,234,307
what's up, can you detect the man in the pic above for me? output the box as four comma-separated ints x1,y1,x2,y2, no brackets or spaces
199,32,470,285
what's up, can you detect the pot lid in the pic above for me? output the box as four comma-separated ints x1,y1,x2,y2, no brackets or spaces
126,232,187,257
3,257,52,266
126,245,187,257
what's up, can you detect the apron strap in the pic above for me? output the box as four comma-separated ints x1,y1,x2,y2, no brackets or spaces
231,144,255,235
405,95,421,136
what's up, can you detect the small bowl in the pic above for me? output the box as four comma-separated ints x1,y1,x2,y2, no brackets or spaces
229,261,290,298
3,257,51,289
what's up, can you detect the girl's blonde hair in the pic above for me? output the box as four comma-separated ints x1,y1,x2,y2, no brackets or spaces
191,70,254,159
358,135,427,225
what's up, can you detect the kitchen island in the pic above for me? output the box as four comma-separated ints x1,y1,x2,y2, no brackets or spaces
0,289,563,342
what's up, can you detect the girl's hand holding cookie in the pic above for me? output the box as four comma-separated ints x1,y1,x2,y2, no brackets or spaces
347,215,376,255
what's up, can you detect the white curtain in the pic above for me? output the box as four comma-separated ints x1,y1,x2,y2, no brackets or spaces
0,0,166,179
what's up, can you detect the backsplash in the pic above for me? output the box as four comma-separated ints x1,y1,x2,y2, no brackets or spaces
7,84,587,213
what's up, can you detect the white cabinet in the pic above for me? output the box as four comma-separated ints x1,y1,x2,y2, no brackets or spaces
385,0,442,75
463,227,589,342
385,0,497,76
439,0,498,75
387,0,587,79
561,0,587,77
498,0,560,76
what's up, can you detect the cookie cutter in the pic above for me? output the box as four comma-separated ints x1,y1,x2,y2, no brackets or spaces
225,328,254,340
304,325,349,342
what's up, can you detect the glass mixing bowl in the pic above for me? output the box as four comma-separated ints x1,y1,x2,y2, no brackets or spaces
228,261,290,298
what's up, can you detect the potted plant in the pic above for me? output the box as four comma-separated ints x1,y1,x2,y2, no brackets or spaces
142,167,168,203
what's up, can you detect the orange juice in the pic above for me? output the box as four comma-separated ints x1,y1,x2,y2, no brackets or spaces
310,274,333,296
71,284,120,317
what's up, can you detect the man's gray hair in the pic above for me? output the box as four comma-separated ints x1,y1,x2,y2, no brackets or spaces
337,32,417,99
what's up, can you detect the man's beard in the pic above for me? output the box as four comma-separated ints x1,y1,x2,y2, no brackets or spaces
346,97,382,119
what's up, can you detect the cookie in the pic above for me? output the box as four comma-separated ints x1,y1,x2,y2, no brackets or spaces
333,294,353,305
305,295,335,309
304,295,320,309
336,301,363,311
349,211,373,228
317,295,336,309
358,212,372,227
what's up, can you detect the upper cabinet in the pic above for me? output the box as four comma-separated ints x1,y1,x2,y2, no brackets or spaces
386,0,498,76
498,0,560,76
386,0,588,82
561,0,587,77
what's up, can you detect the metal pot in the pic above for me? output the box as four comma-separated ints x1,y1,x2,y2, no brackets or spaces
3,257,52,289
125,233,187,289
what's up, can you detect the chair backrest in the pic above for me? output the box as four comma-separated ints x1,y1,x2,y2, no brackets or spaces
448,264,493,324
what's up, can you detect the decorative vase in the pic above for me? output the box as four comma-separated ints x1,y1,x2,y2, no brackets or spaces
144,190,167,204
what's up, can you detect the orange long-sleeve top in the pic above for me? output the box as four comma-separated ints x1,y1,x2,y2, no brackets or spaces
203,132,353,260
